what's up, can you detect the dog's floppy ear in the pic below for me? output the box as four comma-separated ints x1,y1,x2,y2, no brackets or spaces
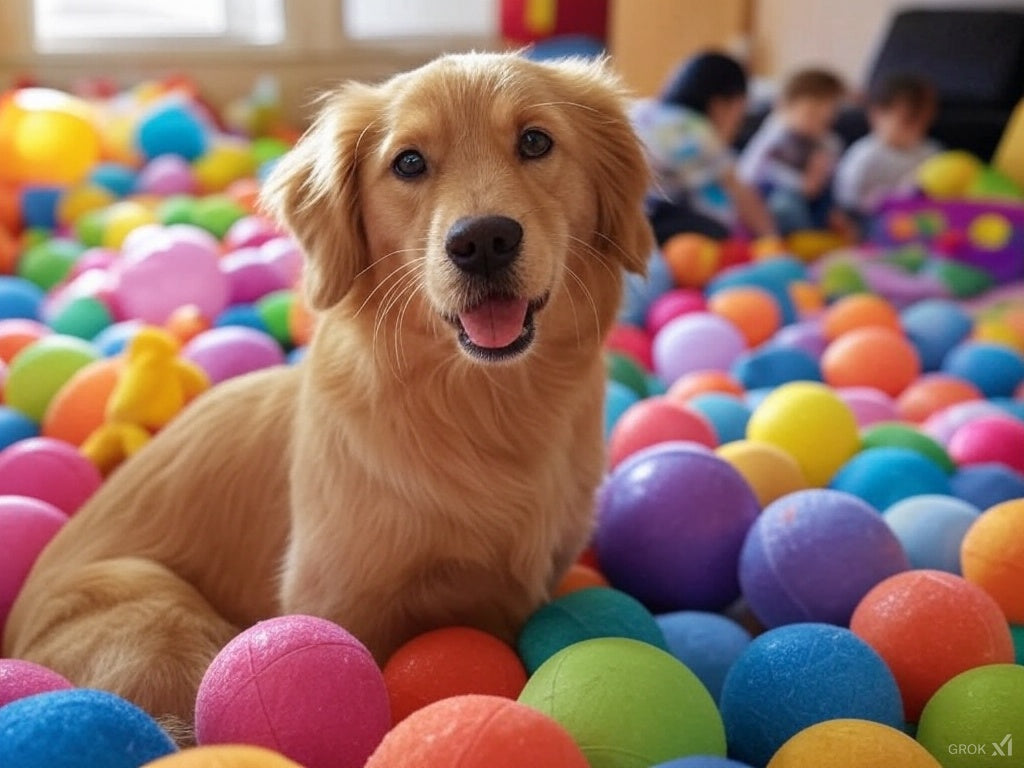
261,82,381,310
547,58,654,275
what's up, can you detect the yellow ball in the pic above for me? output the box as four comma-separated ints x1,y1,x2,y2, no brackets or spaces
717,440,808,508
973,317,1024,353
968,212,1012,250
746,382,860,487
768,719,942,768
193,141,256,193
786,230,846,263
57,184,116,228
917,151,983,199
101,112,142,165
143,745,304,767
102,200,157,249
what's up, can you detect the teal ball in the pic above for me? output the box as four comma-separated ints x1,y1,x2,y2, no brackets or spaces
829,447,951,510
656,611,752,702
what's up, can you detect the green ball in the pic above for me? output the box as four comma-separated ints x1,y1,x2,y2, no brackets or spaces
50,296,113,340
519,638,726,767
75,209,107,248
1012,625,1024,665
517,587,668,674
861,422,955,474
930,260,994,299
821,262,868,298
607,352,648,398
966,167,1024,202
191,195,245,238
257,289,294,346
158,195,199,226
22,228,51,249
17,239,84,290
917,664,1024,768
4,335,100,421
251,137,291,166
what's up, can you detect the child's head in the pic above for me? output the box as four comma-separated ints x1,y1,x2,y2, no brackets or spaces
779,69,846,138
868,74,938,150
661,52,749,144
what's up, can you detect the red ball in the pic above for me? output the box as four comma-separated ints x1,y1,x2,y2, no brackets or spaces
0,496,66,637
948,415,1024,473
608,397,717,468
383,627,527,723
605,324,652,371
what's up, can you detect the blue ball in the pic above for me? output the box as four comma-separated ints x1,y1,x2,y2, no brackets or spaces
137,103,209,161
719,623,904,767
731,347,821,390
620,249,674,326
990,397,1024,422
901,299,972,372
655,611,752,702
0,276,45,321
646,373,668,396
654,758,753,768
829,447,951,511
20,187,61,230
951,463,1024,509
89,163,137,197
91,320,144,357
0,688,177,768
214,304,269,332
605,380,641,440
743,387,774,410
942,342,1024,398
883,494,979,574
286,346,307,365
688,393,751,445
0,406,39,449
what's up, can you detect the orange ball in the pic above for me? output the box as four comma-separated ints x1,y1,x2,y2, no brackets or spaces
897,375,982,423
822,327,921,397
383,628,527,724
789,280,825,318
708,287,781,347
0,319,50,364
288,295,314,348
850,570,1014,721
165,305,211,344
667,370,745,404
663,233,721,288
555,564,610,597
961,499,1024,624
0,184,21,234
365,695,588,768
42,357,122,446
0,228,17,274
228,177,262,214
823,294,901,341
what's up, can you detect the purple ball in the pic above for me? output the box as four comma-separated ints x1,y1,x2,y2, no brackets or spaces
183,326,286,384
596,442,760,612
653,313,746,385
770,320,827,359
0,660,73,708
135,154,197,196
739,489,909,629
221,247,291,304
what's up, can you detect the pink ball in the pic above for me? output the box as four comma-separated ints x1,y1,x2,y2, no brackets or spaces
196,615,390,768
646,289,706,336
221,248,292,304
136,155,197,195
67,248,118,280
606,324,652,370
183,326,285,384
948,415,1024,473
0,659,73,708
0,438,101,515
838,387,899,427
608,397,717,467
921,400,1010,446
224,215,280,250
259,237,302,286
0,496,66,636
653,312,746,385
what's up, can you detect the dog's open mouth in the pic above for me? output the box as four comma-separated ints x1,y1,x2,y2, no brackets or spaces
449,294,548,361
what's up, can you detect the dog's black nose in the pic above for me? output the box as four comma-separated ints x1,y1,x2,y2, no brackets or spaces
445,215,523,275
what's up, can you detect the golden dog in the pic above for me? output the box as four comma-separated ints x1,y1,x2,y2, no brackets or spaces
4,52,652,728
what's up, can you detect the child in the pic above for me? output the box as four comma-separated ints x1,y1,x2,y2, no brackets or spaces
738,69,846,234
835,74,940,219
631,52,777,244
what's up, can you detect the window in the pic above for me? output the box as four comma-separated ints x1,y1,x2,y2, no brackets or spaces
342,0,496,40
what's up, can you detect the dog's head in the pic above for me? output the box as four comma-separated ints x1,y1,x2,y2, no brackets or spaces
263,53,652,365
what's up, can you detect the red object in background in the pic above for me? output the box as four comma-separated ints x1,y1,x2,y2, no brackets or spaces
501,0,608,44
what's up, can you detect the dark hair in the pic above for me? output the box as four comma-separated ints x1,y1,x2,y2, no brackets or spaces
782,69,846,103
660,51,748,114
869,73,938,118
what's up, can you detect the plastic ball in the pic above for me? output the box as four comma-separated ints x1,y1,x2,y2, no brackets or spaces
746,382,860,486
731,347,821,390
923,400,1010,446
92,320,143,357
256,290,293,347
707,287,781,347
646,289,707,336
608,398,717,467
215,304,269,333
948,416,1024,473
961,499,1024,623
17,238,84,290
823,294,901,341
224,215,281,251
621,250,674,326
653,313,746,385
1014,625,1024,664
942,342,1024,398
196,615,390,768
57,184,115,229
191,195,246,238
137,102,209,161
41,357,121,446
951,464,1024,509
822,327,920,396
829,447,951,510
968,212,1012,250
366,695,588,768
605,324,652,370
863,422,954,472
916,665,1024,768
770,320,828,359
136,155,197,196
917,151,982,198
0,436,102,514
607,351,649,397
663,233,721,288
688,393,751,444
897,374,982,423
656,611,752,702
716,440,807,507
143,746,305,767
838,387,899,427
605,380,640,440
707,258,804,325
0,406,39,450
720,624,904,767
519,638,726,766
49,296,113,340
901,299,973,372
383,627,526,723
183,326,285,384
0,495,66,635
667,370,745,403
0,276,45,321
89,162,136,197
883,495,979,573
656,758,753,768
598,441,759,611
554,563,610,596
193,141,256,193
3,334,100,421
768,719,942,768
0,659,73,708
850,570,1014,721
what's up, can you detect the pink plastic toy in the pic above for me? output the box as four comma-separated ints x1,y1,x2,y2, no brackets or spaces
0,495,66,635
0,659,74,708
0,437,102,515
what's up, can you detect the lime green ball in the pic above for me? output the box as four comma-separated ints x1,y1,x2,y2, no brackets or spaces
17,239,85,290
1012,625,1023,664
4,335,100,421
75,209,107,248
158,195,200,226
820,262,868,298
22,228,51,249
251,137,291,166
861,423,955,473
917,664,1024,767
518,638,726,767
931,260,994,299
50,296,113,340
191,195,245,238
606,352,648,398
257,290,294,346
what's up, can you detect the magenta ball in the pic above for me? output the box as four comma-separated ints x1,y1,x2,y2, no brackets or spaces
183,326,285,383
921,400,1011,446
68,248,118,279
646,289,706,336
0,438,101,515
653,313,747,385
596,442,760,612
224,215,279,250
135,155,196,196
838,387,900,427
948,415,1024,473
0,496,66,636
0,659,73,708
220,248,291,304
195,615,390,768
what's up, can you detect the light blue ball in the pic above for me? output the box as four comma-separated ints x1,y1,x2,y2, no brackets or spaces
990,397,1024,422
0,276,45,321
654,758,754,768
951,463,1024,509
214,304,269,333
731,347,821,390
720,623,904,767
901,299,972,372
829,447,951,510
92,320,144,357
883,494,980,573
137,103,209,161
688,393,751,445
656,611,752,702
0,406,39,449
621,249,674,326
286,346,307,365
89,163,137,197
942,342,1024,398
743,388,774,410
605,380,641,440
20,187,61,230
0,688,177,768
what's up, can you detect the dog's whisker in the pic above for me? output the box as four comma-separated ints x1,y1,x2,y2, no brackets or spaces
563,261,601,338
351,247,429,284
393,277,426,374
353,257,426,320
369,269,416,362
373,271,423,377
559,266,583,348
567,234,621,283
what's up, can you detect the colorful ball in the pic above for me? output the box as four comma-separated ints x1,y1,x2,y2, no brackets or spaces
688,393,751,444
883,495,980,573
922,400,1010,446
17,239,84,290
822,327,920,396
256,290,293,347
707,287,781,347
837,387,899,427
961,499,1024,623
667,370,745,403
608,398,717,467
41,357,121,446
655,759,753,768
901,299,973,372
917,151,983,199
646,289,707,336
770,320,828,359
663,233,721,288
861,422,955,473
137,102,209,161
621,250,674,326
193,141,256,193
653,313,746,385
0,407,38,450
136,155,197,196
716,440,807,507
143,746,304,767
948,416,1024,473
0,659,73,709
767,719,942,768
951,464,1024,510
183,326,285,384
607,351,649,397
0,276,45,321
555,563,610,597
605,324,652,370
49,296,113,340
822,294,901,341
0,495,65,636
655,611,752,702
224,215,280,251
731,347,821,390
605,380,640,440
829,447,951,511
942,342,1024,398
3,334,100,421
0,437,102,514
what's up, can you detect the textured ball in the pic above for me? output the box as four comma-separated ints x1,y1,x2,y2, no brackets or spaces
719,624,904,767
707,287,781,347
822,294,901,341
0,688,176,768
916,665,1024,768
663,233,721,288
655,759,753,768
182,326,285,384
143,746,304,767
653,313,746,385
383,627,526,723
656,611,752,702
646,289,707,336
716,440,807,507
739,489,909,628
767,719,941,768
731,347,821,390
607,398,717,467
746,382,860,486
555,563,610,596
597,443,760,611
942,342,1024,398
883,495,979,573
837,387,899,427
366,695,588,768
519,638,727,767
518,587,667,673
688,393,751,444
0,437,102,514
829,447,951,511
901,299,973,372
951,463,1024,509
850,570,1015,721
961,499,1024,623
0,659,73,708
822,327,920,396
3,334,100,421
861,422,955,473
195,615,390,768
948,416,1024,473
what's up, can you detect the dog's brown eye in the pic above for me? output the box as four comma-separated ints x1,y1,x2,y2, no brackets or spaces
518,129,553,159
392,150,427,179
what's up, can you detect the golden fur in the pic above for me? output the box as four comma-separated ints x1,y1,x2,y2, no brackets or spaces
3,52,652,727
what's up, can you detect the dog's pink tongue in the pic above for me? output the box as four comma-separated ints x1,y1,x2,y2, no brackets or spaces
458,298,529,348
